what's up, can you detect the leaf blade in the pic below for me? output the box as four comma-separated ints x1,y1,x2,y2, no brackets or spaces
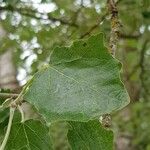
24,33,130,122
68,120,113,150
6,119,53,150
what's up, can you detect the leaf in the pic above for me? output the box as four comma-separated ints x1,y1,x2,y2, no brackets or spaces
68,120,113,150
0,105,9,143
24,33,130,122
6,119,53,150
0,109,9,144
0,109,9,124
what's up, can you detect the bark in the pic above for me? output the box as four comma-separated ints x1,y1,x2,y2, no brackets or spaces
0,25,19,90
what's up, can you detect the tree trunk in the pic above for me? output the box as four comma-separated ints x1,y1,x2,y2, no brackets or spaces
0,25,19,90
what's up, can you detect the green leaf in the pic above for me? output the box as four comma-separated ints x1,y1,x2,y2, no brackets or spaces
0,109,9,124
24,33,130,122
68,120,113,150
6,119,53,150
0,109,9,144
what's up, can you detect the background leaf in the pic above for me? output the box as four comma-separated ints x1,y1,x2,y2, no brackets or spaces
6,117,53,150
68,120,113,150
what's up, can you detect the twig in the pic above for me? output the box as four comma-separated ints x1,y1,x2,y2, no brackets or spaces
120,33,141,39
139,39,149,99
80,12,108,39
80,0,128,39
107,0,120,56
0,93,19,99
0,5,78,27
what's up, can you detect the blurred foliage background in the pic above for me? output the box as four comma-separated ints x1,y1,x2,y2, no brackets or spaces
0,0,150,149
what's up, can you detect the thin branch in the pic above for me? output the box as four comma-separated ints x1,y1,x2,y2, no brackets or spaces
80,12,108,39
139,39,149,98
0,93,19,99
139,40,148,78
0,5,78,27
120,33,141,39
107,0,120,56
80,0,140,40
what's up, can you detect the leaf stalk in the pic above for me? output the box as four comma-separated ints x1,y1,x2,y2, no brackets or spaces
0,107,15,150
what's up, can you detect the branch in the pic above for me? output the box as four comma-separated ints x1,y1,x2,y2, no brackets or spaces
101,0,121,128
139,39,149,98
0,93,19,99
80,0,139,40
120,33,141,39
0,5,78,27
139,40,148,78
107,0,120,56
80,12,108,39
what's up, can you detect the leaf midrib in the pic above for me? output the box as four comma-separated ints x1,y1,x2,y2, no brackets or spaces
49,65,99,93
